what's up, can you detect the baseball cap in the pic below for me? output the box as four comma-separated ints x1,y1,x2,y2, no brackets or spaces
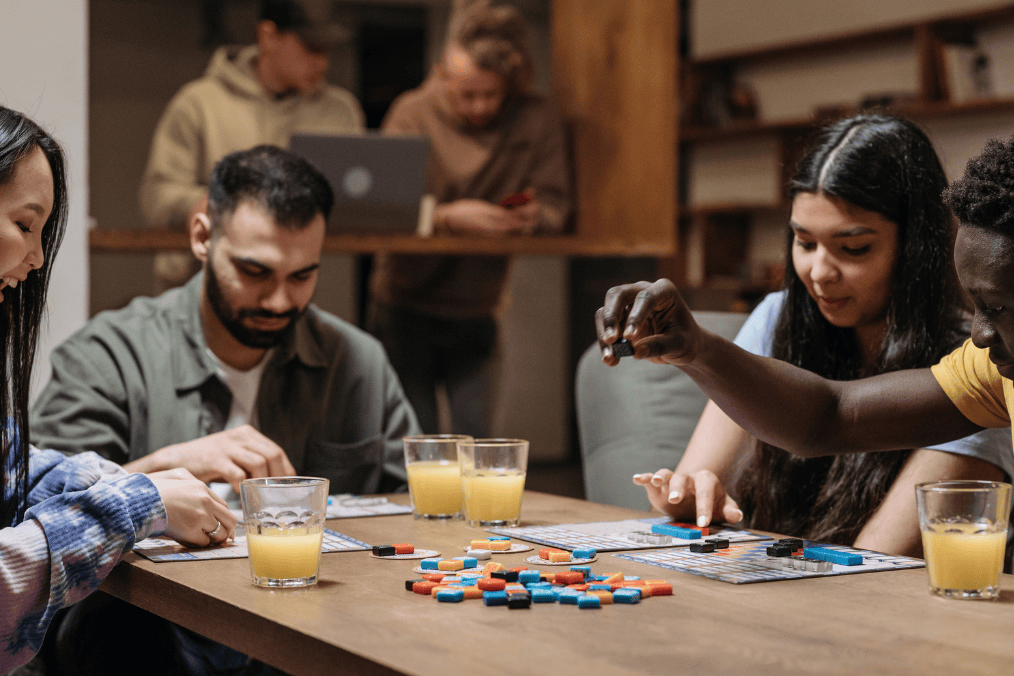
260,0,350,51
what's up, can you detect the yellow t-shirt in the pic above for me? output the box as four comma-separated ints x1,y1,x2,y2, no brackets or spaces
931,339,1014,439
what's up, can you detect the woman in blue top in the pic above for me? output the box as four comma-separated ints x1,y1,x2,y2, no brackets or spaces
0,105,238,672
633,115,1010,556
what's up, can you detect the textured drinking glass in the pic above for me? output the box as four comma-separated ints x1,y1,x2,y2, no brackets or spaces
457,438,529,527
240,477,329,588
403,434,472,519
916,480,1011,600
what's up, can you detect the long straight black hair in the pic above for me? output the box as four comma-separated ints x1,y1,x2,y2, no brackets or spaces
0,107,68,527
734,115,966,544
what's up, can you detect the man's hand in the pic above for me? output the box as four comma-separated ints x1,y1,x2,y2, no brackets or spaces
147,468,239,547
436,198,536,236
632,468,744,526
130,425,296,492
595,279,702,366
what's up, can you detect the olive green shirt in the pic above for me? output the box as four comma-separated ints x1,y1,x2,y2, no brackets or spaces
30,275,416,493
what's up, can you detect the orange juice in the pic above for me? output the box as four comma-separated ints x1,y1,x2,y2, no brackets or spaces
407,460,462,516
461,470,526,524
246,526,323,580
921,522,1006,592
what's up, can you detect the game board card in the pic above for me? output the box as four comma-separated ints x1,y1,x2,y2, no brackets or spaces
133,528,371,562
615,541,925,584
485,517,768,552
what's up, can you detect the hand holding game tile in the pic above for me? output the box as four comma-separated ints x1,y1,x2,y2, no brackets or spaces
595,279,701,367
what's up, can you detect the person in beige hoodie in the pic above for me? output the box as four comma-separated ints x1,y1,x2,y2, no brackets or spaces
140,0,364,290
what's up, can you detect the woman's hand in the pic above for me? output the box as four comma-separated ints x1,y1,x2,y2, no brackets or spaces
632,468,744,527
595,279,702,367
147,468,238,547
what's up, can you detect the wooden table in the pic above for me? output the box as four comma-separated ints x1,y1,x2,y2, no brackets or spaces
100,492,1014,676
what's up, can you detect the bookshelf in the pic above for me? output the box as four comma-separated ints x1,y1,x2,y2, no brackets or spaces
678,2,1014,305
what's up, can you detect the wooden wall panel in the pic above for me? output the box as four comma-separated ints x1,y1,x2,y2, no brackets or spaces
552,0,678,255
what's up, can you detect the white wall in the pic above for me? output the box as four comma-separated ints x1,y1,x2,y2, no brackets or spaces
0,0,89,403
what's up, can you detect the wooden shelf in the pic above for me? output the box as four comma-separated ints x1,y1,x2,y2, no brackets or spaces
681,97,1014,144
691,4,1014,66
88,229,675,258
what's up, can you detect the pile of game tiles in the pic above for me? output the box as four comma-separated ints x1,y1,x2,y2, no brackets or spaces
405,555,673,609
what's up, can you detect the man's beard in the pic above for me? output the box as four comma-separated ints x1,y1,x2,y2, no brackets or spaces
205,259,304,349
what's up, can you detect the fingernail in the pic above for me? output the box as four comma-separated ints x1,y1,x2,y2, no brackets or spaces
668,491,680,502
697,515,709,527
651,475,663,485
731,509,744,523
602,346,612,359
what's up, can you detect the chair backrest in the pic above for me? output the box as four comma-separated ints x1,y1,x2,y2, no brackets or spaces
575,311,748,510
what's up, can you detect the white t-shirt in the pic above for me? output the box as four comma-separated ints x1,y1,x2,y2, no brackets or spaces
205,347,273,430
205,348,273,506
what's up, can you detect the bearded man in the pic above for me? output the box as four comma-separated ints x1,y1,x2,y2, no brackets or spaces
32,145,418,496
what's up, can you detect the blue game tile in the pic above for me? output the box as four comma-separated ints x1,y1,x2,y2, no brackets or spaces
572,548,597,560
803,547,862,566
613,588,641,604
530,588,557,603
577,595,601,609
482,590,509,606
420,558,441,570
570,565,592,579
518,570,541,584
436,588,465,602
651,524,701,539
558,590,583,605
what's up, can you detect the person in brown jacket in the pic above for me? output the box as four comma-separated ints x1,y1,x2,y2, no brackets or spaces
367,1,573,437
139,0,364,292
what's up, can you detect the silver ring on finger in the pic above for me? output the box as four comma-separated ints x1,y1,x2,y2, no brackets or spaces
206,522,222,538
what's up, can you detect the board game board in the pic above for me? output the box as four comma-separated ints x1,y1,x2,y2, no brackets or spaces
484,517,768,552
615,541,925,584
133,528,371,563
225,495,412,523
326,494,413,518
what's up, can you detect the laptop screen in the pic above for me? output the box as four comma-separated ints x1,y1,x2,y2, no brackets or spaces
289,132,430,234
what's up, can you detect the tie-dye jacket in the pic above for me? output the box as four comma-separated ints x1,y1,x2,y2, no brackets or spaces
1,448,167,671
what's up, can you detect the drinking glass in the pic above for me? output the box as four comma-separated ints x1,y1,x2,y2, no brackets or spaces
403,434,472,519
457,438,529,527
240,477,329,588
916,480,1011,600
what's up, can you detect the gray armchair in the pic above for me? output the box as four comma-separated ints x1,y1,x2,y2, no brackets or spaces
575,311,748,510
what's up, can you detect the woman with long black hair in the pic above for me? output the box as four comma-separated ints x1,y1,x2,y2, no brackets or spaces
0,105,237,672
633,114,1011,555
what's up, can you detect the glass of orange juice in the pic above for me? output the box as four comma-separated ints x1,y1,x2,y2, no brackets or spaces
457,438,529,527
404,434,472,519
916,480,1011,600
240,477,329,588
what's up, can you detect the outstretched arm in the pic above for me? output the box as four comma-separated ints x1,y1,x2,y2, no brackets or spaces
598,280,983,457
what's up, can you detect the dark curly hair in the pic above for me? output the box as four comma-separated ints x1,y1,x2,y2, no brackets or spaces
735,115,968,546
942,135,1014,234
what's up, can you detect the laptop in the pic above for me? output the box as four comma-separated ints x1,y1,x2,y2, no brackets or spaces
289,132,431,234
